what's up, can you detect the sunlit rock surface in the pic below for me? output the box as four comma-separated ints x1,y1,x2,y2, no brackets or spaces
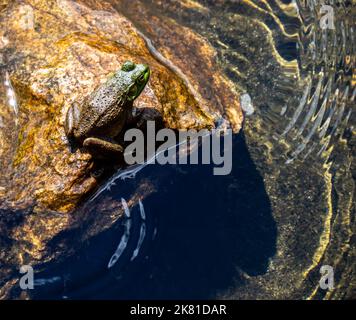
0,0,241,214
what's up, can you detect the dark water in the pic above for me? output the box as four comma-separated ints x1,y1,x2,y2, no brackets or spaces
29,134,277,299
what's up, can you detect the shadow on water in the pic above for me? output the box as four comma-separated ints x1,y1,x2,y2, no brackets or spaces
32,133,277,299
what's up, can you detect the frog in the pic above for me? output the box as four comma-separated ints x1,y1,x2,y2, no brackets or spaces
64,61,150,158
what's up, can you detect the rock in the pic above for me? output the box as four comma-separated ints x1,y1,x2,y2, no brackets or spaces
112,0,243,132
0,0,242,214
0,0,242,294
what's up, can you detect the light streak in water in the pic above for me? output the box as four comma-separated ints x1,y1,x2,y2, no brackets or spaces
34,276,61,287
107,198,148,268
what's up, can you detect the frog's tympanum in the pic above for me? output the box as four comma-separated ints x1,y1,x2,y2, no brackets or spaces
65,61,150,157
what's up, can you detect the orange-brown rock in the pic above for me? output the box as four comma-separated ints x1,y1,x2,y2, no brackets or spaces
0,0,242,295
0,0,242,215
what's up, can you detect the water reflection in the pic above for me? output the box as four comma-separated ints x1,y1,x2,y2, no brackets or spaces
109,0,355,299
31,133,276,299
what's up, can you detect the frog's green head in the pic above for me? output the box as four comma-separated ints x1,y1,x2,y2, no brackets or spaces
121,61,150,102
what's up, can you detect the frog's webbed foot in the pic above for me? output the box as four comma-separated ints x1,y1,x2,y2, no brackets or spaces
83,137,124,161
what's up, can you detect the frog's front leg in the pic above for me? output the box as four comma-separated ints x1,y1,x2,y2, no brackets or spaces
83,137,124,160
127,107,163,129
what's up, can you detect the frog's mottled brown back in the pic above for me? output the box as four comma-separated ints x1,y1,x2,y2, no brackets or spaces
64,61,150,156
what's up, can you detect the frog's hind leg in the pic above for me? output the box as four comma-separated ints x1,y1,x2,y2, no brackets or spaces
64,102,80,138
83,137,124,161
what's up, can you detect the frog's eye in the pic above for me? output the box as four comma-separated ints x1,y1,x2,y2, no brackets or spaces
121,61,136,72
